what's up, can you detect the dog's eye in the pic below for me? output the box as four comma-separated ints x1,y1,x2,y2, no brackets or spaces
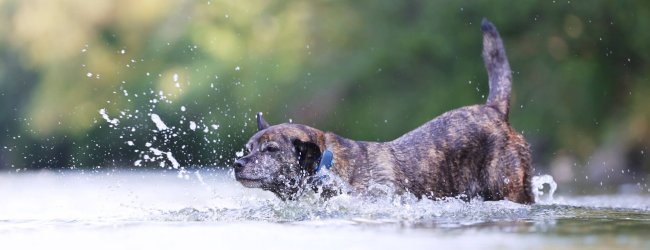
264,144,280,152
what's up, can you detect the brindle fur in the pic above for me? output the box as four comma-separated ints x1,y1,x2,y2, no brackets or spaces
233,19,534,204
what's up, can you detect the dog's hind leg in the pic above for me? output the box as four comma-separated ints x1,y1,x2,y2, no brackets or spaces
503,132,535,204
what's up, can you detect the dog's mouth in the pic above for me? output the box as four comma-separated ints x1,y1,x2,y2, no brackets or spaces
235,176,265,188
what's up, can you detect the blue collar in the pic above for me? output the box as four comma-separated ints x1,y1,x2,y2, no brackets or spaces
315,149,334,172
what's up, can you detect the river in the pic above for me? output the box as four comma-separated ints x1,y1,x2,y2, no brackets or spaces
1,169,649,249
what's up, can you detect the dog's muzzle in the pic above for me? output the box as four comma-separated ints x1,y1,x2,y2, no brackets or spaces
233,159,245,174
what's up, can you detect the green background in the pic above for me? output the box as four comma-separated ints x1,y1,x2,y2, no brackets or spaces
0,0,648,192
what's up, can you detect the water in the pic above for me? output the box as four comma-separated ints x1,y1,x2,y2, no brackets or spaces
1,170,649,250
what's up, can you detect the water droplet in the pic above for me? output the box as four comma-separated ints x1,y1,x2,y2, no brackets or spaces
181,106,186,112
235,66,240,71
173,73,179,82
119,49,125,54
150,113,169,130
86,72,93,78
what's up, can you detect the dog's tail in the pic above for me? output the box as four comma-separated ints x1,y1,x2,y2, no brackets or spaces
481,18,512,120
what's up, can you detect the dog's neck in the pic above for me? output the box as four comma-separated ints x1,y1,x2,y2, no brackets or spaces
319,132,397,195
315,149,334,172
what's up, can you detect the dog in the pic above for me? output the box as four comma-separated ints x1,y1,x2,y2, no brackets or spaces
233,19,534,204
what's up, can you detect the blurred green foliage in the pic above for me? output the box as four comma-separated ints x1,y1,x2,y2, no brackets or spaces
0,0,648,186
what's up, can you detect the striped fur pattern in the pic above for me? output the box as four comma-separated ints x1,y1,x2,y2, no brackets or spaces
233,19,534,204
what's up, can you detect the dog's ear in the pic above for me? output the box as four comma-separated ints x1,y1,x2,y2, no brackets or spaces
293,139,321,174
256,112,270,131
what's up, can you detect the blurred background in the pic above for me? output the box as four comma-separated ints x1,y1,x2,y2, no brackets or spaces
0,0,648,193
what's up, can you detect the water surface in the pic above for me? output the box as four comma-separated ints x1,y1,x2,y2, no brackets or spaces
1,170,648,249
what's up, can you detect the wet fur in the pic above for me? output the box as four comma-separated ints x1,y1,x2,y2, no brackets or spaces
234,19,534,204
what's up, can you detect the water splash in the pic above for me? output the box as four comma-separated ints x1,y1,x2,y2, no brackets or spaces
155,194,533,226
150,113,169,130
532,174,557,203
99,108,119,126
96,87,229,178
149,148,180,169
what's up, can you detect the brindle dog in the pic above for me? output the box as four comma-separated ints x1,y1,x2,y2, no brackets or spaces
233,19,534,204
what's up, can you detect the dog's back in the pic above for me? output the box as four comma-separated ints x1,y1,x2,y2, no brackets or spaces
387,19,534,203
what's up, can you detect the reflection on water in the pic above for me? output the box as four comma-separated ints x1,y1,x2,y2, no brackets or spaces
1,170,649,249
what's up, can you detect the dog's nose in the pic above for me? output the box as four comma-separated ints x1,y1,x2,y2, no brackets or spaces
233,159,245,173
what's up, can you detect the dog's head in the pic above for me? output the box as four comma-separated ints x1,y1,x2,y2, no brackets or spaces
233,113,324,200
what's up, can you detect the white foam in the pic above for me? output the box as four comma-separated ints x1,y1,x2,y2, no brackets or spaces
150,113,169,130
99,109,119,125
177,168,189,179
532,174,557,203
